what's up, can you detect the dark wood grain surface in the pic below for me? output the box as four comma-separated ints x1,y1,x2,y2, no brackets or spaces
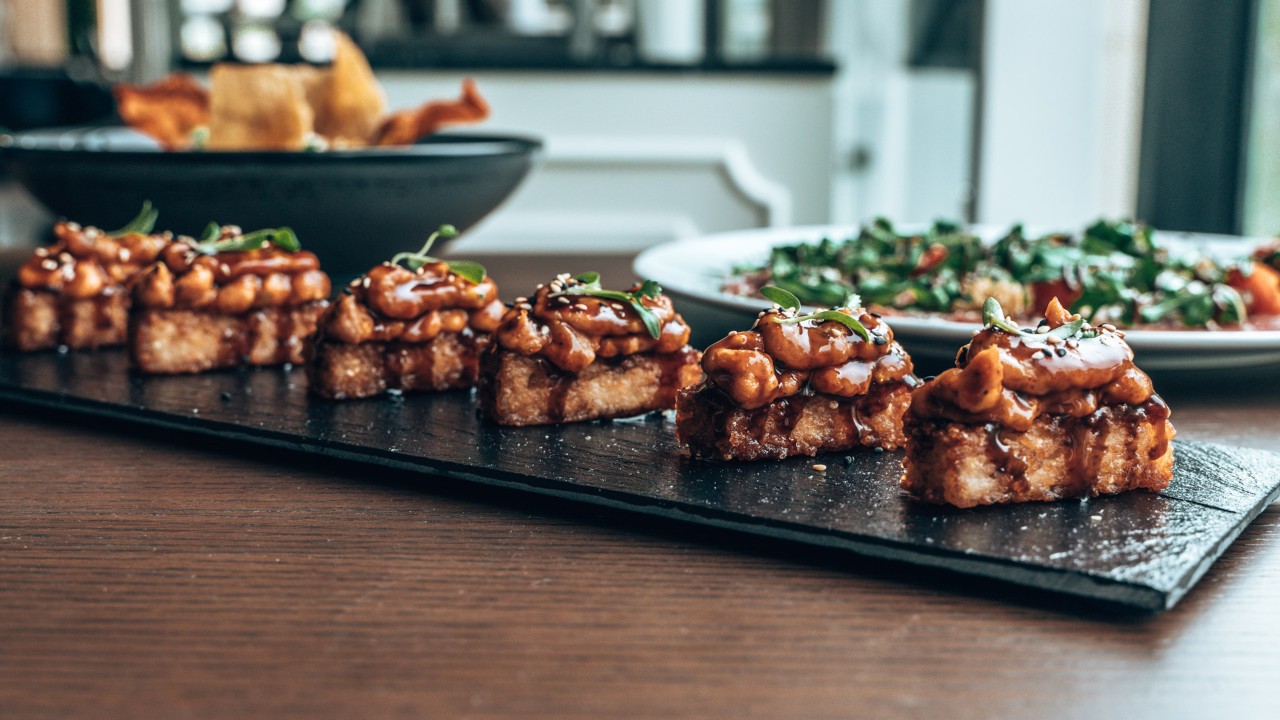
4,196,1280,718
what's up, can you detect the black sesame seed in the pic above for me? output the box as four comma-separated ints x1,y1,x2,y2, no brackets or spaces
1041,348,1052,358
220,391,232,402
1056,347,1068,357
869,312,882,318
1037,319,1049,328
873,447,885,454
843,455,855,466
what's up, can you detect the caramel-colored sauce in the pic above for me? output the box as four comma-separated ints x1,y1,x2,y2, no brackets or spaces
493,279,692,373
700,308,915,410
134,239,331,312
17,221,170,299
321,261,503,344
909,300,1174,496
911,326,1155,431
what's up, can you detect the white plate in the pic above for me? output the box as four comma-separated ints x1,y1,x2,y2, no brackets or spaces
634,224,1280,371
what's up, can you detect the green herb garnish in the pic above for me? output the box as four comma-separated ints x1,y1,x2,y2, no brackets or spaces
108,201,159,237
549,272,664,339
982,296,1098,341
195,224,301,255
760,285,872,342
389,225,486,284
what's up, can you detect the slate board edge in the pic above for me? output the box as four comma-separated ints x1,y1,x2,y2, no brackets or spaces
0,382,1242,612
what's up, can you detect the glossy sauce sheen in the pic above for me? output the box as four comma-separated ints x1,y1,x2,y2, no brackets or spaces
494,280,692,373
17,221,171,299
132,240,331,312
911,317,1174,495
700,309,916,410
323,262,503,345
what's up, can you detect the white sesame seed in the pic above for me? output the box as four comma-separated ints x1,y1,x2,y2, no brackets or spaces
1035,325,1050,334
812,464,827,472
362,277,371,288
119,249,131,262
35,247,48,257
1045,334,1062,344
41,258,58,271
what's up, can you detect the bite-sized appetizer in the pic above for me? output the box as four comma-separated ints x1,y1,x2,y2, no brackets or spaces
477,272,701,426
676,287,918,461
129,224,330,374
308,225,503,399
902,297,1175,508
4,204,169,351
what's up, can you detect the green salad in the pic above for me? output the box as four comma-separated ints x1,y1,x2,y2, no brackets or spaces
727,218,1275,329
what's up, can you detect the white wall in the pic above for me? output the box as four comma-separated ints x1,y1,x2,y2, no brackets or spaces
826,0,976,226
977,0,1147,228
379,71,834,253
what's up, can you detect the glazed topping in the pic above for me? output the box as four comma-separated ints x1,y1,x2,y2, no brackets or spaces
132,225,330,311
17,207,170,298
701,291,913,410
494,273,691,373
911,297,1157,430
323,261,503,344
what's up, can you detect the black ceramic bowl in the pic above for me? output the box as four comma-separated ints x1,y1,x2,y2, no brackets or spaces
0,126,542,273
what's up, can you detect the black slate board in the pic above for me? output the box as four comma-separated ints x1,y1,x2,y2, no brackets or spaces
1,350,1278,611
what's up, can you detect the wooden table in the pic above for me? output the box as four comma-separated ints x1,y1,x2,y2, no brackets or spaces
2,203,1280,718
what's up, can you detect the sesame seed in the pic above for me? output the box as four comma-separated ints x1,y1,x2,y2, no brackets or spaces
362,277,371,288
1056,347,1068,357
40,258,58,271
35,247,48,257
1035,325,1050,334
573,303,588,311
1045,334,1062,344
119,249,131,262
1041,348,1052,358
514,296,527,303
812,464,827,472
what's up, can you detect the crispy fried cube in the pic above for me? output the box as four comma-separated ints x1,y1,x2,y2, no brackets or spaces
901,404,1175,508
676,382,912,461
478,346,702,426
4,286,130,351
308,332,486,400
129,303,327,375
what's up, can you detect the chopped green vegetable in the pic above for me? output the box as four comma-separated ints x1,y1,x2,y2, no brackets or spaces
734,218,1251,329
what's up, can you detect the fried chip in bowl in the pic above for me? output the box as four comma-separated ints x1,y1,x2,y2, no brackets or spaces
207,64,318,151
112,74,210,150
374,78,491,146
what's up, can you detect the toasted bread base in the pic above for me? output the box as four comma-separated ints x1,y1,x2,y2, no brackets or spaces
130,303,327,375
4,286,129,352
901,403,1175,508
675,382,912,461
477,347,702,426
308,331,487,399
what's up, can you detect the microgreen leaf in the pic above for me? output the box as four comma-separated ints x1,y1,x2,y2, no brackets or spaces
447,260,487,285
198,222,220,244
389,225,484,283
777,309,872,342
1046,316,1085,339
982,297,1025,335
548,274,664,339
195,225,301,255
760,285,802,310
109,201,159,237
636,279,662,299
